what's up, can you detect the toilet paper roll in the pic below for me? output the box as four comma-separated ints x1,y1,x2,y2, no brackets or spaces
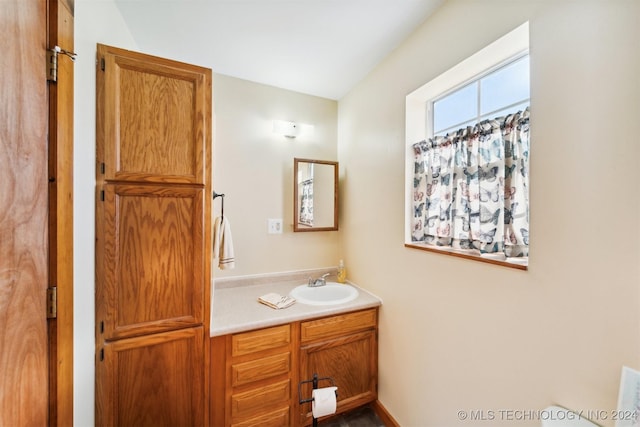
311,386,338,418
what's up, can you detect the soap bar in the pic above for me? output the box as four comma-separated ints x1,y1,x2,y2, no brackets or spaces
258,293,296,310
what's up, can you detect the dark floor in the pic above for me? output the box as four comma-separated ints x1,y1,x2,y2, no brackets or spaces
319,405,386,427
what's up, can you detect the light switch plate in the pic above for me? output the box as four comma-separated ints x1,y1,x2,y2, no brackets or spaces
268,218,283,234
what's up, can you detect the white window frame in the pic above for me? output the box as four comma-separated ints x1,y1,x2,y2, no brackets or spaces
405,22,530,267
431,53,530,136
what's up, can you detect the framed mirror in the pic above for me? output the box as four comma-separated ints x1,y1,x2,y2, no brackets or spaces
293,158,338,232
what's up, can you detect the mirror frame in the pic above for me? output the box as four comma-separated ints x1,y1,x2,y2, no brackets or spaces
293,158,338,232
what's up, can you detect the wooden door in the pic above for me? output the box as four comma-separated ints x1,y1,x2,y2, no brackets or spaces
299,330,378,425
0,1,49,425
98,183,205,340
1,1,74,426
97,327,205,427
298,310,378,426
95,44,212,426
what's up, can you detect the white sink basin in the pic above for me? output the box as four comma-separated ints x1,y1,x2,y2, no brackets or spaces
289,282,359,306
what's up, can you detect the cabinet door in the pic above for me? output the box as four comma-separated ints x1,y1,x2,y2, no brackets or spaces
97,44,210,184
299,330,378,425
96,44,212,427
96,183,205,340
96,327,205,427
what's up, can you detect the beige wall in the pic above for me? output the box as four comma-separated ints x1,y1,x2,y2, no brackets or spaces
338,0,640,426
212,74,340,278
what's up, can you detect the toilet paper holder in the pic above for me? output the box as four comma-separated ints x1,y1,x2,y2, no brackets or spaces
298,373,338,427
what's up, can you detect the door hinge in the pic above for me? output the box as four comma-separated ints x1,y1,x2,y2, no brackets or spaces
100,190,105,201
100,57,105,71
47,287,57,319
47,46,77,82
46,49,57,82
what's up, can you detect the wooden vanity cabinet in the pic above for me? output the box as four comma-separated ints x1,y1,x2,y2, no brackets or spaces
298,309,378,426
210,308,378,427
210,324,297,427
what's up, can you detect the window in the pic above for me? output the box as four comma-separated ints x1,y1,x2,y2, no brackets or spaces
432,54,530,136
405,22,530,269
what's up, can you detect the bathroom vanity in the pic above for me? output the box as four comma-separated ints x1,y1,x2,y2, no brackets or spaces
209,271,381,427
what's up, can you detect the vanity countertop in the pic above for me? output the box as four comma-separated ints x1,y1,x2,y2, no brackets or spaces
210,269,382,336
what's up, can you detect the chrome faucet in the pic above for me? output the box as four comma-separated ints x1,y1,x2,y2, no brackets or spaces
308,273,330,287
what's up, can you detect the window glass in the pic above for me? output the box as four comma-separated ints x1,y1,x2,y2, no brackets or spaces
480,55,530,115
433,54,529,137
433,82,477,133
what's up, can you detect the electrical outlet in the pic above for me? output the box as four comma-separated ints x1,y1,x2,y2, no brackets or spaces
268,218,283,234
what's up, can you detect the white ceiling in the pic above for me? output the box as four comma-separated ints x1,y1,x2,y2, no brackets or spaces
114,0,444,100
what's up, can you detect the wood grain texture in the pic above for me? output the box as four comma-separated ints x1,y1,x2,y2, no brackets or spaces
230,407,290,427
96,43,212,426
300,331,377,403
0,1,49,426
99,183,205,340
47,0,75,424
231,352,291,387
97,327,205,427
211,325,296,427
212,311,378,427
231,324,291,357
300,309,377,342
97,44,209,184
231,380,291,419
299,309,378,426
210,335,227,427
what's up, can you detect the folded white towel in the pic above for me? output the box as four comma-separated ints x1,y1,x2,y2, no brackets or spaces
258,293,296,310
213,216,235,269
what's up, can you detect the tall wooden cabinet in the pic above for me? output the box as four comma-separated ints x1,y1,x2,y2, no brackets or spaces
95,44,212,427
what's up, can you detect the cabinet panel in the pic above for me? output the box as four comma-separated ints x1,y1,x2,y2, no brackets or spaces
96,327,205,427
300,309,377,343
231,379,290,420
232,324,291,357
98,44,210,184
230,407,290,427
98,183,205,340
232,352,291,387
299,328,378,425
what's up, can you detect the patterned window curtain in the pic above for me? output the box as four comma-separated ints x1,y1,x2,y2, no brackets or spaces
411,108,529,258
299,179,314,226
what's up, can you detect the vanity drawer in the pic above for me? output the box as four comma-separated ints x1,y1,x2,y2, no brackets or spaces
231,379,290,419
301,308,377,343
232,324,291,357
231,352,291,387
231,406,289,427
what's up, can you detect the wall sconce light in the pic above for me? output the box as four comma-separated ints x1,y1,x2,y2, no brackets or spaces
273,120,314,138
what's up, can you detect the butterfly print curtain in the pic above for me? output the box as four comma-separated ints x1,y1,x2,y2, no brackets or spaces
411,108,529,258
299,179,314,226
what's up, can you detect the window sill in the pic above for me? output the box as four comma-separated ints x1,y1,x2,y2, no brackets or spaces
404,243,528,271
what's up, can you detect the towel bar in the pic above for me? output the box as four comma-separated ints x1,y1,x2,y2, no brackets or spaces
213,191,225,220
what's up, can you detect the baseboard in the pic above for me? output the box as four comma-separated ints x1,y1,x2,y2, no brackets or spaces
372,400,400,427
